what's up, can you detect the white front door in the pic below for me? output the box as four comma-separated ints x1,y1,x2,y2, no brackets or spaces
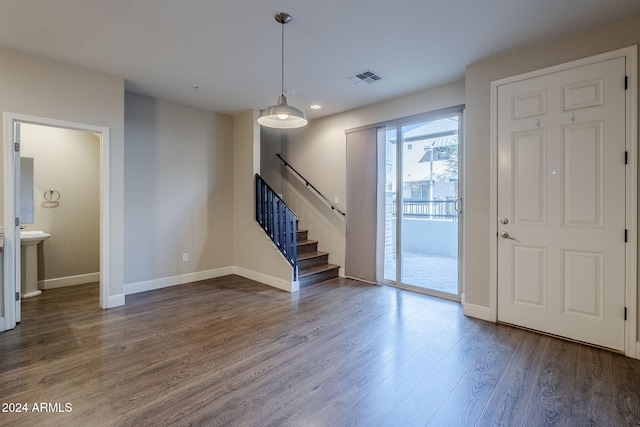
497,57,627,350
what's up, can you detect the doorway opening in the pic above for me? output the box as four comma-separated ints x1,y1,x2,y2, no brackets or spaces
381,110,463,300
2,113,110,331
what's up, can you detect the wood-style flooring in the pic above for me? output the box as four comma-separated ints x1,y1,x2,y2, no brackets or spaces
1,275,640,426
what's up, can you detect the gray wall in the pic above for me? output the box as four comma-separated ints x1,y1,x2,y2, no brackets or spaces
124,92,235,284
398,219,458,258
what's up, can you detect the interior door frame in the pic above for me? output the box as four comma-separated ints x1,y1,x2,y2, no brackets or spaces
489,46,638,358
2,113,111,331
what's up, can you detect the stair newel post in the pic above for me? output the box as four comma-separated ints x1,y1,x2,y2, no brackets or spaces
291,214,298,280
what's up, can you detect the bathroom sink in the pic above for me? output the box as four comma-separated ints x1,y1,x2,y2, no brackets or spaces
20,230,51,299
20,230,51,244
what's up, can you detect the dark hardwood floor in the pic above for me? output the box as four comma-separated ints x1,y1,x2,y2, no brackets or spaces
1,275,640,426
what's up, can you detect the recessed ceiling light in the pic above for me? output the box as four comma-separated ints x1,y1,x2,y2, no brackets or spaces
310,104,322,110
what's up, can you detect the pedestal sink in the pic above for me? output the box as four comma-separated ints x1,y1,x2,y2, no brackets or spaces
20,230,51,299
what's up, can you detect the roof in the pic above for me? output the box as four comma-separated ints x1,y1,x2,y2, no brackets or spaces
403,117,459,141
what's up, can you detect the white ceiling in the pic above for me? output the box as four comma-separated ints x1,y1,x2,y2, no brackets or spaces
1,1,640,120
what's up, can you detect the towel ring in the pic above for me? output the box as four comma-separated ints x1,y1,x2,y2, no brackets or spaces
44,188,61,202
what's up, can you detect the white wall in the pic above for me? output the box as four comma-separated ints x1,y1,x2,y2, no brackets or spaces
21,124,100,282
0,45,124,308
123,92,235,289
271,81,465,272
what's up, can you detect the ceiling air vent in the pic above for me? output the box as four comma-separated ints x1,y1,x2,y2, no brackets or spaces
347,69,383,86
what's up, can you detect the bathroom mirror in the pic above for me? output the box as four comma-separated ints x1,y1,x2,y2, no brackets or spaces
20,157,34,224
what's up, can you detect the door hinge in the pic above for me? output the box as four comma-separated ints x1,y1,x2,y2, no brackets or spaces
15,217,20,227
625,76,628,90
625,151,628,165
14,142,20,152
624,306,628,321
625,229,628,242
15,292,20,302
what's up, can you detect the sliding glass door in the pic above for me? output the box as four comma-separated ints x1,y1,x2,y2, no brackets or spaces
382,112,461,299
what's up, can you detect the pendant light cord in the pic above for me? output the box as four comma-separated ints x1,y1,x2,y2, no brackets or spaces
281,20,285,97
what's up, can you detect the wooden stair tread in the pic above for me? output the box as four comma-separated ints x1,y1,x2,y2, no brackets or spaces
297,251,329,261
296,239,317,246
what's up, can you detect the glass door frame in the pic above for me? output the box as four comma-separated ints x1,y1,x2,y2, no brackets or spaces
382,108,464,302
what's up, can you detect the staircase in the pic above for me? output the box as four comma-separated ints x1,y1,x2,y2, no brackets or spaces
255,173,340,287
296,227,340,287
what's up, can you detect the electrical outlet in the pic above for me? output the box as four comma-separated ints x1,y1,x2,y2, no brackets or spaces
182,252,189,262
334,196,339,205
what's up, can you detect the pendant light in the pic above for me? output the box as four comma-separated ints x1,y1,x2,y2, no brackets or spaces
257,12,308,129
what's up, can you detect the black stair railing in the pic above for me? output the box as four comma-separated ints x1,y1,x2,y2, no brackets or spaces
276,153,346,216
255,174,298,279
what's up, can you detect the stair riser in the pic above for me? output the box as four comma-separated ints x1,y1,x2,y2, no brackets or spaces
297,242,318,254
299,267,340,287
298,254,329,269
296,231,308,241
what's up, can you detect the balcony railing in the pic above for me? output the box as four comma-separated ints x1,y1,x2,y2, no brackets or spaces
393,198,458,220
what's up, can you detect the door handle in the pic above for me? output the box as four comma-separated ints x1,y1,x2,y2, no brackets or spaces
500,231,516,240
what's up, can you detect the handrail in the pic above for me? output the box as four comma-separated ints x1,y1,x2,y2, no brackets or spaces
276,153,346,216
255,174,298,279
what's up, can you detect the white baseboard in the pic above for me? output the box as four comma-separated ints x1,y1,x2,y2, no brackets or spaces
233,267,299,292
124,267,234,295
463,301,496,322
105,293,125,308
39,272,100,290
123,266,299,297
635,341,640,360
339,268,346,278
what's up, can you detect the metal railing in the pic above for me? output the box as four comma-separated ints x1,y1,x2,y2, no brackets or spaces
255,174,298,278
276,153,346,216
394,198,458,220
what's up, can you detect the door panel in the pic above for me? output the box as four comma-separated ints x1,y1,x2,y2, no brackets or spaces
512,245,546,307
563,122,603,226
563,249,603,319
513,130,546,224
497,57,626,351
